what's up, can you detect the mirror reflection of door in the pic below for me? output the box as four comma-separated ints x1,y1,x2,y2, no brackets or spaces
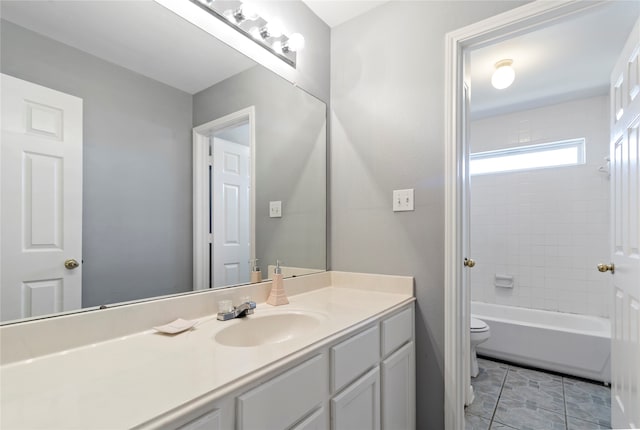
211,122,251,288
0,74,83,321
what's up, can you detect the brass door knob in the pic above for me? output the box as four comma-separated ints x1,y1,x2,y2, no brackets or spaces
597,263,615,274
464,258,476,268
64,259,80,270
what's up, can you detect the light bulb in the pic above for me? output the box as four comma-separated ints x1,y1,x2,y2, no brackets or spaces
284,33,305,52
240,3,259,21
491,59,515,90
223,9,234,21
249,26,262,40
265,19,283,38
272,40,283,53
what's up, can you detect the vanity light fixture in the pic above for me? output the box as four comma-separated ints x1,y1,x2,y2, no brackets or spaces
491,59,515,89
231,2,259,23
283,33,305,53
260,19,284,39
192,0,305,68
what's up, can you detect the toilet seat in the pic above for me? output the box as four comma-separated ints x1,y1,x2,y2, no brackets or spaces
471,317,488,332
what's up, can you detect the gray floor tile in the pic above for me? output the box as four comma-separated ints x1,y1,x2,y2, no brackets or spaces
567,415,611,430
500,367,565,413
470,358,612,430
494,396,566,430
507,365,563,384
465,412,491,430
473,360,509,396
478,357,509,370
466,389,500,420
564,378,611,427
490,421,519,430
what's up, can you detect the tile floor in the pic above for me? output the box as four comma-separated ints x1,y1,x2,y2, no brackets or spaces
465,358,611,430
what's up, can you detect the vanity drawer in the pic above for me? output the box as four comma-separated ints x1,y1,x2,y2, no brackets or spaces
331,325,380,393
381,306,413,357
237,354,325,430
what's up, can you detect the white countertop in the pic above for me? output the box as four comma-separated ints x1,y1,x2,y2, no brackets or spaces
1,283,413,429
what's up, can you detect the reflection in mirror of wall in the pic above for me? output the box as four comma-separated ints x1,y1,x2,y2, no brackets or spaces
0,0,326,324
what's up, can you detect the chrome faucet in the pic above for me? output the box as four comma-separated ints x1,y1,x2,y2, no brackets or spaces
217,301,256,321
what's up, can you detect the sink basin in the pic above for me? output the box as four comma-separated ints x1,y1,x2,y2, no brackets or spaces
214,311,326,347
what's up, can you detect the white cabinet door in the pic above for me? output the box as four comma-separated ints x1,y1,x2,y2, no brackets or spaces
331,367,380,430
381,342,415,430
1,73,83,321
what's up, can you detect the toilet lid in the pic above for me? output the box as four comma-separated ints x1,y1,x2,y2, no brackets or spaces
471,317,488,332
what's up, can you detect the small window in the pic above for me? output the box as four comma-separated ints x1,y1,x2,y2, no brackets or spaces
469,138,586,176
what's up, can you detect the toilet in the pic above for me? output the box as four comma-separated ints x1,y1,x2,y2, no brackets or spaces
470,317,491,378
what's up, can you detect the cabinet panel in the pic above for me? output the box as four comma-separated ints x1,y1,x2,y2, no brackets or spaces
237,354,325,430
176,409,220,430
331,367,380,430
381,307,413,357
291,407,327,430
381,342,415,430
331,325,379,393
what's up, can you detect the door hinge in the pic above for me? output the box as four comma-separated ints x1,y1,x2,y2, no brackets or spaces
208,233,213,243
208,155,213,166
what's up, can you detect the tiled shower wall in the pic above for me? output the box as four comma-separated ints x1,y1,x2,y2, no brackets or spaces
470,96,610,317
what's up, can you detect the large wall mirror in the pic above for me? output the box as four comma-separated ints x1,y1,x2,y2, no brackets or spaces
0,0,327,324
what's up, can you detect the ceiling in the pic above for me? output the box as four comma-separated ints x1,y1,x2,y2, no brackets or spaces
0,0,257,95
3,0,637,111
470,2,640,118
301,0,390,27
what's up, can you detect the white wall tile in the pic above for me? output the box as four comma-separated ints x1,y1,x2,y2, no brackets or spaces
469,96,610,317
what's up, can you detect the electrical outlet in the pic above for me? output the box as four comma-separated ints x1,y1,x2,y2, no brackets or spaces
393,189,414,212
269,201,282,218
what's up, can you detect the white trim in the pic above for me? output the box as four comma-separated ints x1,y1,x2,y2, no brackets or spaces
192,106,256,290
193,131,210,290
443,1,606,429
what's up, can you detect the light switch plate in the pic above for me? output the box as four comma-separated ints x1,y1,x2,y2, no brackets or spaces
393,189,414,212
269,201,282,218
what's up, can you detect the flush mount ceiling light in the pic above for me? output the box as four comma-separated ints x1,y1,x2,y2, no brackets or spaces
192,0,305,68
491,59,515,89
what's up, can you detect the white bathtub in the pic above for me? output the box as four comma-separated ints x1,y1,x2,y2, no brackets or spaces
472,301,611,382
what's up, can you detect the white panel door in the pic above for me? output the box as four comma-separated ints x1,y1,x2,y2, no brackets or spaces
609,18,640,430
1,73,83,321
212,137,250,288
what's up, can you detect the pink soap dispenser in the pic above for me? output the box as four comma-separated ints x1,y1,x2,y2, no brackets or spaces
266,260,289,306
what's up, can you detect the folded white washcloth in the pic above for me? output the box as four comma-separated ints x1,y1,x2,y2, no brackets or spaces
153,318,196,334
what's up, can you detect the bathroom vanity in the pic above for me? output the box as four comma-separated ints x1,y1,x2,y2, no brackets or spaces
0,272,415,430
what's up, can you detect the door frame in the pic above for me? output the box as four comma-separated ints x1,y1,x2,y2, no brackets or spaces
443,1,606,428
193,106,256,290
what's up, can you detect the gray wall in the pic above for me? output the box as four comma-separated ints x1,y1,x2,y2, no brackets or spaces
329,2,527,428
194,66,327,277
1,21,194,307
